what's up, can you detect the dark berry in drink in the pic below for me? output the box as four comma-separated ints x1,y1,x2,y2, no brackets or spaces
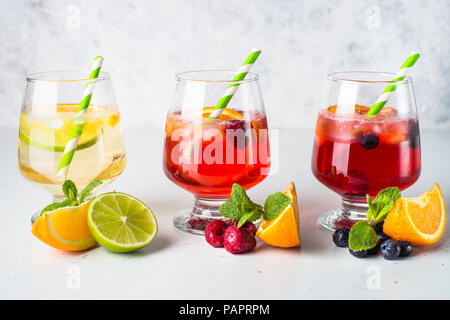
224,120,250,149
380,239,401,260
358,133,380,150
332,228,350,247
408,119,420,149
349,248,368,258
397,240,413,257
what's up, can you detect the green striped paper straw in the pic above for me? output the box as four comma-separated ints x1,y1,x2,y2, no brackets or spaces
366,52,420,116
208,48,261,118
57,56,104,178
182,48,262,158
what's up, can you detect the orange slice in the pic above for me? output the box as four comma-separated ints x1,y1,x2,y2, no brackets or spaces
202,107,244,120
31,201,96,251
383,183,446,246
256,182,301,248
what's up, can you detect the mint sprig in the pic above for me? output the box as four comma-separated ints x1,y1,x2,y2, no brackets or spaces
41,179,102,214
366,187,401,226
219,183,290,228
348,187,401,251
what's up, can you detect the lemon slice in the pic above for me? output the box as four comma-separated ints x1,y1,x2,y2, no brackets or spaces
87,192,158,252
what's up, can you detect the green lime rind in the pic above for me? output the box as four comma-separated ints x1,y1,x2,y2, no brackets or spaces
87,192,158,253
18,130,99,152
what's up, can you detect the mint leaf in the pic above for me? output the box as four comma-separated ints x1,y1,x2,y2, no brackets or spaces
231,184,253,207
219,198,242,221
79,179,102,203
220,184,264,227
366,187,401,225
263,192,290,221
41,199,74,215
237,205,264,227
348,221,379,251
366,194,375,222
62,180,78,203
237,213,252,228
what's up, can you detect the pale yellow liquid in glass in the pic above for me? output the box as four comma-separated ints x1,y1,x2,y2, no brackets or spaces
18,104,126,196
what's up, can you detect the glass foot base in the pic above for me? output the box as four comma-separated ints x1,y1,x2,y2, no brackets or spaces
31,211,41,226
173,197,226,235
318,200,368,232
173,211,227,235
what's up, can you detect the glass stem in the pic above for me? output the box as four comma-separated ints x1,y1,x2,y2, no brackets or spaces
192,197,225,218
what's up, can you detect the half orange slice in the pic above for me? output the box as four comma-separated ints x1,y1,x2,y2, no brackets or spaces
383,183,446,246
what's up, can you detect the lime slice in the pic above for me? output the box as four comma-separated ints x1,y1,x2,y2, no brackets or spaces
19,130,99,152
87,192,158,252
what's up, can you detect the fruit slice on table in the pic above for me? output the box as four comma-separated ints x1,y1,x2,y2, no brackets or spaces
383,183,446,246
87,192,158,253
256,182,301,248
31,201,96,251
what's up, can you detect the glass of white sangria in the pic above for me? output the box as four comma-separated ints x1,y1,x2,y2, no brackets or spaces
18,71,126,222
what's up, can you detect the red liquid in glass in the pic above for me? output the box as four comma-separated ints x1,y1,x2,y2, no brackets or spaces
163,109,270,199
311,105,421,202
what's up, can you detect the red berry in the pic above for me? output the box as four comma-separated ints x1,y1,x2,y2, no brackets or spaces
225,220,257,236
204,220,229,248
242,222,257,236
223,225,256,254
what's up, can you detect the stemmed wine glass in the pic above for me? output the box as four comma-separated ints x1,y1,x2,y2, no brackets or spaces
163,70,271,234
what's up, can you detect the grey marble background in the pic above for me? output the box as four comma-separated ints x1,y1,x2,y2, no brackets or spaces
1,0,449,128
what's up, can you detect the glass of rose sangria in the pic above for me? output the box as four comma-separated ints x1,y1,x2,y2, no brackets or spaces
311,71,421,231
163,70,270,234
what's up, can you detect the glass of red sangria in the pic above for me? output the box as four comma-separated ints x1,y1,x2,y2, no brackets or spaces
312,71,421,231
163,70,270,234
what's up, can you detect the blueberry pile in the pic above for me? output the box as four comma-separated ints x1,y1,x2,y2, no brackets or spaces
332,222,413,260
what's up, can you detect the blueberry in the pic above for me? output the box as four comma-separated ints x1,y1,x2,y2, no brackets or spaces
378,231,391,242
409,136,420,149
332,228,350,247
408,120,420,149
224,120,250,149
349,248,368,258
358,133,379,150
367,240,381,255
380,240,401,260
397,241,413,257
372,222,384,235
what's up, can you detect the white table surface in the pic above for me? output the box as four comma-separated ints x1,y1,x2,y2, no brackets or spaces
0,127,449,300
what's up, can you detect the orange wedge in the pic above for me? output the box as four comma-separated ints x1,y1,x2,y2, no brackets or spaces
256,182,301,248
31,201,96,251
202,107,244,120
383,183,446,246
